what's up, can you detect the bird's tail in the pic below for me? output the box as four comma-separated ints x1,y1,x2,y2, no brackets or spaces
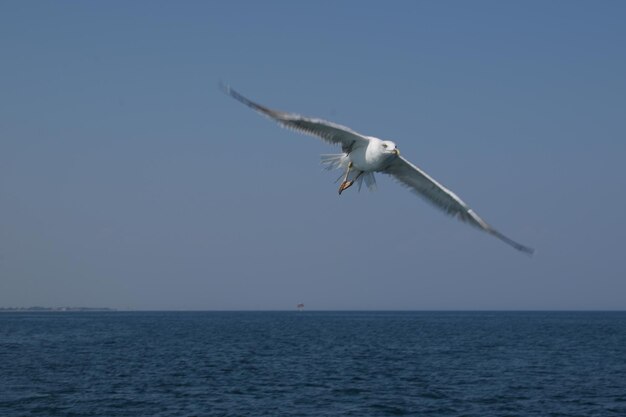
320,153,349,171
320,154,377,192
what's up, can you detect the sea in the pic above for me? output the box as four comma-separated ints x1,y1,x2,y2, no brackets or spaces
1,311,625,417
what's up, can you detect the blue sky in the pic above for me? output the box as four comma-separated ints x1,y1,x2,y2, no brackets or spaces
1,1,625,310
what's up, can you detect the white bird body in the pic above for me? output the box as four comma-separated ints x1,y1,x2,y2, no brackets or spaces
350,137,397,172
222,84,534,255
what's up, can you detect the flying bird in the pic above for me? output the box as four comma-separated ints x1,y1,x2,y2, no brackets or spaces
222,85,534,255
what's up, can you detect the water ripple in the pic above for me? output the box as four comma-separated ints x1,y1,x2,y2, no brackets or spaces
1,311,625,416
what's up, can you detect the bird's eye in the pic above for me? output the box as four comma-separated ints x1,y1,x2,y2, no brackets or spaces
382,143,388,148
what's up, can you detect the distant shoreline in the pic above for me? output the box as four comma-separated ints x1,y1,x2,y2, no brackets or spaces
0,307,116,312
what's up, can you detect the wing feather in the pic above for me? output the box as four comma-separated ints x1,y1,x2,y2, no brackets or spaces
222,84,370,151
384,156,534,255
222,84,534,255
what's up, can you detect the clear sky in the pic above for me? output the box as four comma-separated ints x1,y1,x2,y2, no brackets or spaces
1,1,625,310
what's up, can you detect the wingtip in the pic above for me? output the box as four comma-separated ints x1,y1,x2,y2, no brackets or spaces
509,238,535,257
218,83,251,105
506,239,535,257
489,229,535,257
219,84,277,118
519,245,536,257
218,81,231,95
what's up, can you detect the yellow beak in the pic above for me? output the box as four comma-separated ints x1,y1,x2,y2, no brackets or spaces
393,149,400,156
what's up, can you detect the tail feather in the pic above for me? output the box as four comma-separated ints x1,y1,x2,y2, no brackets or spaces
355,172,377,192
321,154,377,192
320,153,349,171
363,171,377,191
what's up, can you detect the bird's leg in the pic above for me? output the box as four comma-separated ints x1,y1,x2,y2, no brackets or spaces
338,163,353,195
338,164,363,195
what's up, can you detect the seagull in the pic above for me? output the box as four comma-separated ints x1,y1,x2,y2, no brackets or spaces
222,85,534,255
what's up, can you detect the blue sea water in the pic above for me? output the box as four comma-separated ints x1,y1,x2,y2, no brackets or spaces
1,311,625,417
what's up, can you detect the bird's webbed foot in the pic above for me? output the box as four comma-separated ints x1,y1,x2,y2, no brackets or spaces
338,168,363,195
338,180,354,195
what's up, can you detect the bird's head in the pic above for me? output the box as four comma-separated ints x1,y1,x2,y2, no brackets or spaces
381,140,400,156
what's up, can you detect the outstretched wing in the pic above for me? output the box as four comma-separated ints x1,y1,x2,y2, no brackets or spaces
384,156,534,255
222,84,370,152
